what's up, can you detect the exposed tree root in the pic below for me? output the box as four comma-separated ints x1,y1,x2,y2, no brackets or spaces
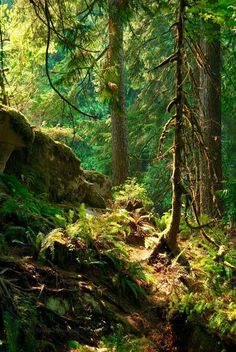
148,230,189,268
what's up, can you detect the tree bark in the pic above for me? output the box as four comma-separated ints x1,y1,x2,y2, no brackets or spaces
108,0,129,185
199,23,222,217
0,17,8,106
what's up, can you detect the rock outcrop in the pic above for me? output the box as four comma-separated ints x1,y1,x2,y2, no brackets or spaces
1,105,111,208
0,104,34,172
83,170,112,208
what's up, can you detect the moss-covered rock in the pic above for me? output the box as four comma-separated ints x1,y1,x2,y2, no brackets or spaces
0,104,34,171
84,170,112,208
5,129,110,208
0,104,34,146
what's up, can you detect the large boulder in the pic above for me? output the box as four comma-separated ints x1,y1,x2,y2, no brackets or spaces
6,130,85,201
1,107,111,208
0,104,34,172
83,170,112,206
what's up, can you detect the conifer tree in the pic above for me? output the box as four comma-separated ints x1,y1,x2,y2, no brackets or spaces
199,20,222,217
108,0,129,185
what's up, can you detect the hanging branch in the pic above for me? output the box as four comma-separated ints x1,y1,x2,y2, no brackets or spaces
43,0,99,119
149,52,177,71
29,0,100,118
158,115,175,156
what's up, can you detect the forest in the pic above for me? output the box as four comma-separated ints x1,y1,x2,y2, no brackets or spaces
0,0,236,351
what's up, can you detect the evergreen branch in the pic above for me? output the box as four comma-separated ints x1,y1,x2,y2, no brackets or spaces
182,186,219,248
81,0,98,21
152,145,174,163
149,53,177,72
44,0,99,119
30,1,100,53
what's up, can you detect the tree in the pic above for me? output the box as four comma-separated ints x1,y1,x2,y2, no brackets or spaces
0,2,9,105
163,0,185,254
107,0,129,185
5,0,129,184
149,0,186,257
199,19,222,217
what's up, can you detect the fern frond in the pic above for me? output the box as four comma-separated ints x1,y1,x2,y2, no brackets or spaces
40,228,66,257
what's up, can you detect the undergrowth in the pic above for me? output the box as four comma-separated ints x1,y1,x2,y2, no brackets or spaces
0,174,67,252
68,324,153,352
169,224,236,342
42,203,154,300
113,178,154,210
1,175,236,351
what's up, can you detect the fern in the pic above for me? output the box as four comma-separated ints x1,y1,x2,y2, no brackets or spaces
62,204,152,300
0,174,67,247
169,223,236,340
13,295,38,352
3,311,20,352
40,228,66,258
99,324,153,352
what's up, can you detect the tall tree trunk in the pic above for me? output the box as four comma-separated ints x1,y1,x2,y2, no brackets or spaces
199,23,222,217
108,0,129,185
164,0,185,254
0,13,8,105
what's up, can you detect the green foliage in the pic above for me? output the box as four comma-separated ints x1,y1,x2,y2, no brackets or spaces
170,291,236,338
46,297,70,316
64,204,153,300
1,2,235,351
220,179,236,224
67,340,81,349
0,233,9,254
1,0,175,214
154,211,171,231
3,311,20,352
169,225,236,340
3,296,42,352
0,174,67,249
70,328,153,352
13,295,38,352
99,324,152,352
1,0,235,222
189,0,236,27
113,178,153,209
39,228,66,259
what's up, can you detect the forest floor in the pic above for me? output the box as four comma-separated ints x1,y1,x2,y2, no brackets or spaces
1,230,234,352
0,175,236,352
0,241,184,352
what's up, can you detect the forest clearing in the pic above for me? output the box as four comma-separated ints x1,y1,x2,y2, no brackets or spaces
0,0,236,351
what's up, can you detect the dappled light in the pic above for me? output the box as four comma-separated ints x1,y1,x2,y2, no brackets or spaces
0,0,236,351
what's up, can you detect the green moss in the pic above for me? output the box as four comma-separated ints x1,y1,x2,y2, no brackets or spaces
5,128,110,207
34,130,81,164
6,129,84,202
84,170,108,184
46,297,70,316
33,129,52,145
54,141,81,163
